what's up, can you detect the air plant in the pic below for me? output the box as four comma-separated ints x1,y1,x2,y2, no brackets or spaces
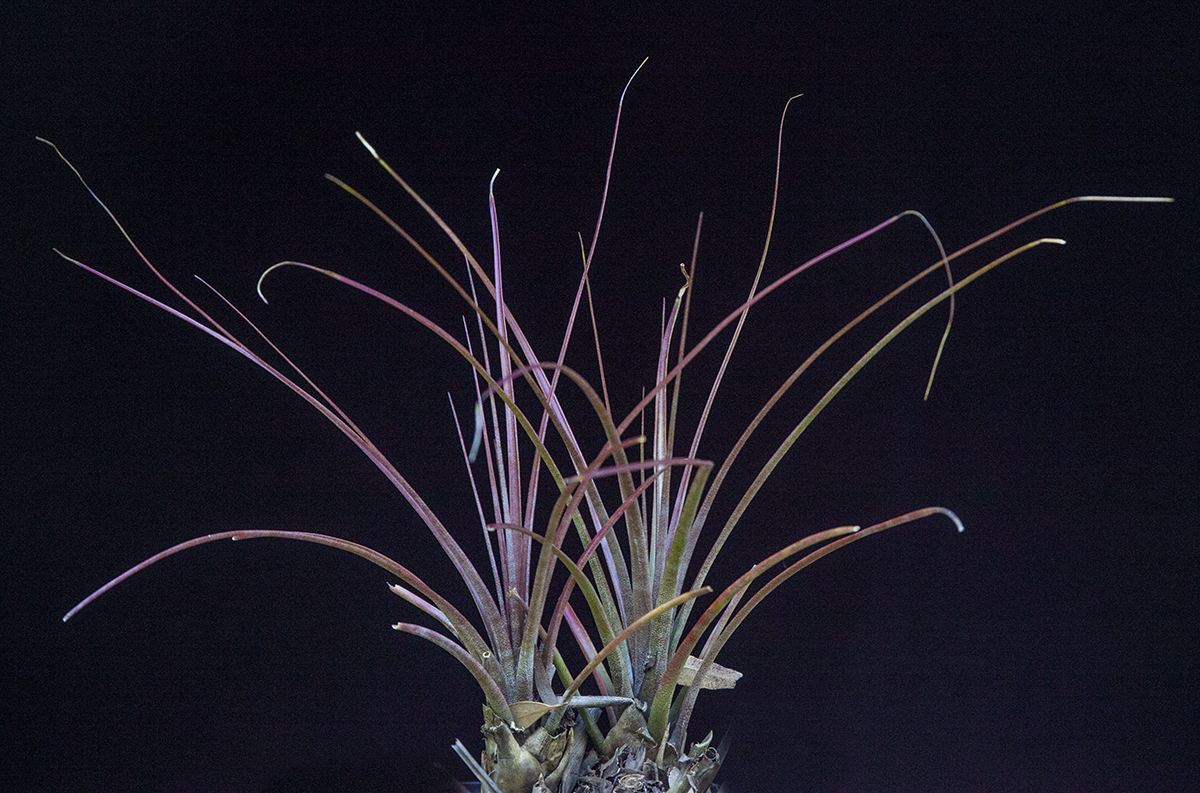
42,61,1171,793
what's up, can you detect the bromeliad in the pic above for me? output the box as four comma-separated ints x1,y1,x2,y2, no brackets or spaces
43,60,1171,793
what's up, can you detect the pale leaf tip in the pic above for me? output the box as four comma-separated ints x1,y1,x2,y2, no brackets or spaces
355,131,379,160
467,400,484,463
946,510,965,533
1080,195,1175,203
62,599,87,622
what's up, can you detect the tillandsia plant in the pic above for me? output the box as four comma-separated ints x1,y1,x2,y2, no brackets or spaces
43,61,1171,793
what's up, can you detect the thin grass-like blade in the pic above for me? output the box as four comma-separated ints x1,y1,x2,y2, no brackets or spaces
669,508,962,745
645,524,860,743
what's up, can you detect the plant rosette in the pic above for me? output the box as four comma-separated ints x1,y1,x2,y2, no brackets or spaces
43,61,1171,793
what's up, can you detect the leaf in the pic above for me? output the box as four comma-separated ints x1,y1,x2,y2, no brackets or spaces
676,655,742,690
510,696,638,730
510,701,556,730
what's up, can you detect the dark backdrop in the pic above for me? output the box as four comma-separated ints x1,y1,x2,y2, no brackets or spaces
5,2,1196,791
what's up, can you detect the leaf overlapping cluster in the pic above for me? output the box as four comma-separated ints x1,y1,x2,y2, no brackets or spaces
45,61,1170,793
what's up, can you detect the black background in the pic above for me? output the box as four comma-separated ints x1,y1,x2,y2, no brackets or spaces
4,2,1197,791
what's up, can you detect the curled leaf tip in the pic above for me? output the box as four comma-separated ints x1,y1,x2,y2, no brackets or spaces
254,266,277,304
942,509,965,533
